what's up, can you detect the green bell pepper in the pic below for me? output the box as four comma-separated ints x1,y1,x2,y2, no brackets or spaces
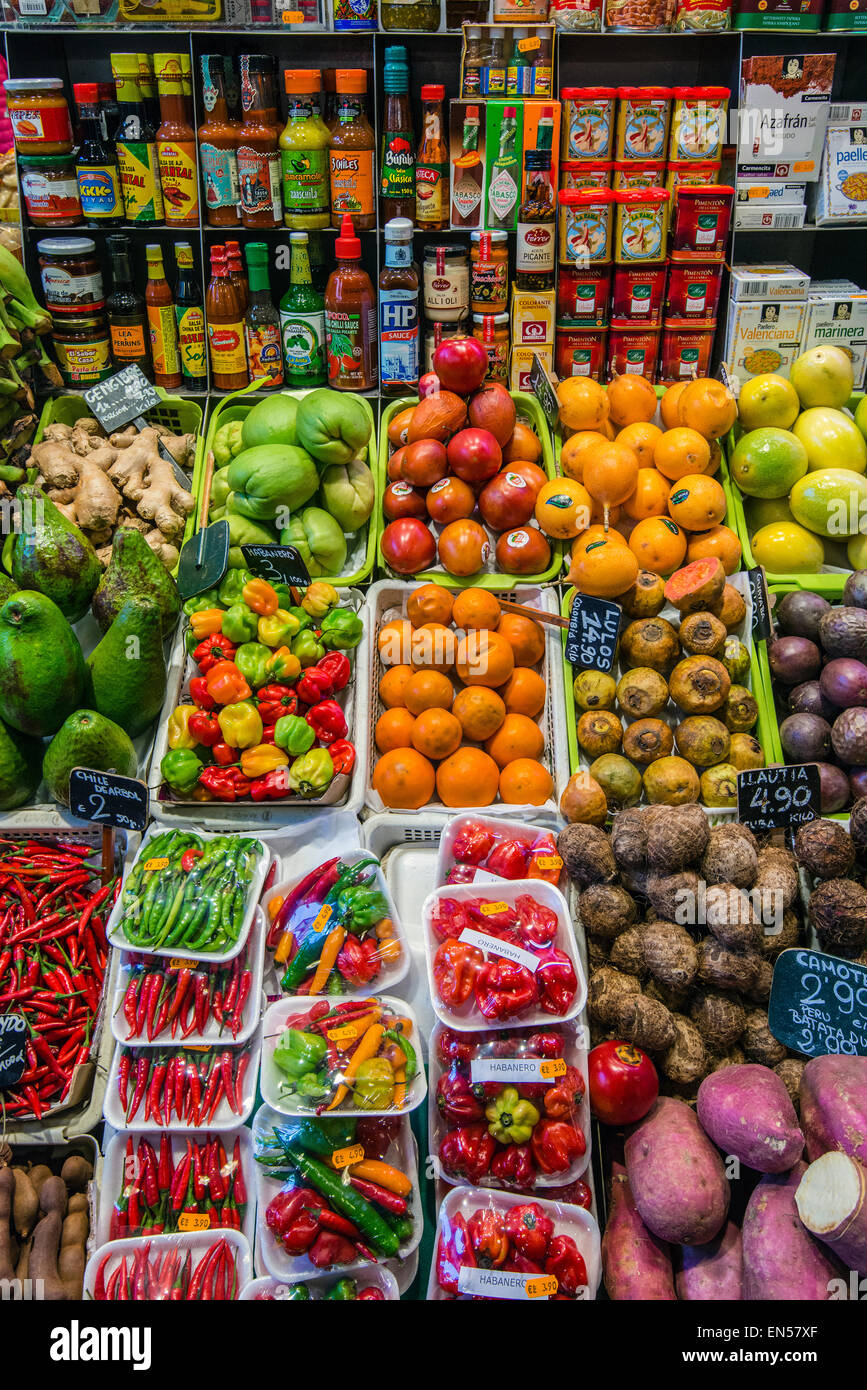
353,1057,395,1110
160,748,203,796
337,884,390,931
325,1279,358,1301
234,642,271,690
287,748,334,799
292,630,325,668
274,714,315,756
183,588,221,617
320,608,364,651
258,608,300,648
485,1087,540,1145
212,419,245,468
219,567,255,608
273,1028,328,1083
222,602,259,644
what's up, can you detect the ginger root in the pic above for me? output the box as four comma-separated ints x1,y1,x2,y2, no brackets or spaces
108,429,195,544
144,528,180,568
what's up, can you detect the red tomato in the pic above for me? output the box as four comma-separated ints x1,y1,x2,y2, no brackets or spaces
381,518,437,575
587,1041,658,1125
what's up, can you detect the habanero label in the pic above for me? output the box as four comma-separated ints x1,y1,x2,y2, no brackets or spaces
457,1266,560,1300
458,927,541,974
469,1056,567,1084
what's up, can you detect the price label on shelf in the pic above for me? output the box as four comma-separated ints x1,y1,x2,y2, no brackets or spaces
0,1013,27,1089
69,767,149,833
565,592,621,674
529,352,560,431
736,763,820,832
241,544,311,589
748,566,772,641
178,1213,211,1233
769,948,867,1059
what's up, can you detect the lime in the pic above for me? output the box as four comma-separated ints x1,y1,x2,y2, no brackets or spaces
729,427,808,498
793,407,867,475
855,395,867,442
848,532,867,569
737,374,800,431
789,469,867,538
751,521,825,574
789,346,854,409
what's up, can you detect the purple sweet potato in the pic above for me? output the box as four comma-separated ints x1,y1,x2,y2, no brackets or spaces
742,1162,843,1300
795,1152,867,1275
602,1162,676,1301
800,1055,867,1163
697,1064,804,1174
676,1221,743,1300
625,1096,729,1246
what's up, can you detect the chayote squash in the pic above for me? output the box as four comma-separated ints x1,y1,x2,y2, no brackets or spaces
319,459,375,533
281,507,347,578
227,444,319,522
295,389,371,467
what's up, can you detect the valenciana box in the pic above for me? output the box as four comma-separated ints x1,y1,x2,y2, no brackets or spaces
813,118,867,223
737,53,835,183
729,261,810,302
724,297,806,384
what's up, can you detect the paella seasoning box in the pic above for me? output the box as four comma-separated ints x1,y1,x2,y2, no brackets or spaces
723,295,806,385
729,262,810,301
802,281,867,389
813,114,867,224
737,53,835,183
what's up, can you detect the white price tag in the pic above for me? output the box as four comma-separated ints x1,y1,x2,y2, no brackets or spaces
459,928,541,974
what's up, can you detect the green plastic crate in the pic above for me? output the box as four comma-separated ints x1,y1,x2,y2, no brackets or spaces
376,390,562,590
198,384,377,589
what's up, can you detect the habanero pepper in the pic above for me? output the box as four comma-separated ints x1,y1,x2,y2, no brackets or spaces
295,664,334,706
319,607,363,650
486,839,530,881
436,1069,484,1124
433,938,483,1009
242,577,279,616
249,768,290,801
193,634,237,673
188,711,221,747
317,651,351,692
189,609,224,641
545,1233,587,1297
530,1118,586,1175
536,949,578,1016
258,609,300,648
239,743,289,779
286,748,334,799
221,603,259,645
217,701,263,750
543,1065,585,1119
189,675,216,711
218,567,254,607
451,822,496,866
160,749,203,796
292,630,325,669
439,1123,496,1184
198,766,251,801
504,1202,554,1262
273,714,315,757
305,699,347,746
205,661,252,705
490,1143,535,1187
168,705,198,750
436,1210,475,1296
329,739,356,776
211,741,240,766
336,934,380,987
256,685,298,725
468,1208,509,1268
266,646,301,683
473,959,538,1022
234,642,272,691
301,582,338,618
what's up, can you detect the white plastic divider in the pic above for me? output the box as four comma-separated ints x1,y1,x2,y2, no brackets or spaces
84,1229,253,1301
240,1266,400,1300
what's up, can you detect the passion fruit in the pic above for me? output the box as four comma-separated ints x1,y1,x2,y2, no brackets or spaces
573,669,617,712
642,755,701,806
675,715,731,767
620,617,681,673
669,656,731,715
622,718,674,766
590,753,643,811
577,709,623,758
678,611,727,656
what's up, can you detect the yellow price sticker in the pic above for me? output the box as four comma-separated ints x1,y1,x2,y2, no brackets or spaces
282,7,305,18
312,904,333,934
517,35,541,49
526,1275,558,1298
481,901,508,916
178,1212,211,1233
793,160,812,173
535,855,563,872
144,857,169,871
185,1044,209,1053
327,1021,361,1042
331,1144,365,1169
540,1058,568,1079
168,958,192,971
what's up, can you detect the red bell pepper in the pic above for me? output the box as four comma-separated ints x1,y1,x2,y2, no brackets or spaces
189,675,216,711
329,739,356,776
304,699,347,746
439,1123,495,1184
505,1252,545,1275
527,833,562,885
451,822,495,866
468,1209,509,1268
515,894,558,948
436,1211,475,1296
317,651,351,692
490,1143,535,1188
531,1119,586,1175
436,1069,484,1125
486,839,530,880
198,766,251,801
336,935,380,987
545,1233,587,1297
295,665,334,706
503,1202,554,1262
433,938,483,1008
193,634,237,673
468,899,519,934
527,1031,565,1059
188,711,221,747
536,949,577,1016
473,959,538,1022
266,1187,321,1252
256,684,298,726
429,897,473,942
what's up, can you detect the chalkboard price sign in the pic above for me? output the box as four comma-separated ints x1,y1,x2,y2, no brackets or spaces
737,763,820,832
529,353,560,431
69,767,149,833
241,544,311,589
748,566,772,641
0,1012,27,1088
769,947,867,1058
565,592,621,673
83,365,161,435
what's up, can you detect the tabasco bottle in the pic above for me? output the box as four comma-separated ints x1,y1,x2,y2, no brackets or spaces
380,46,414,224
415,83,447,231
237,54,282,230
154,54,198,229
451,106,483,229
206,245,249,391
244,242,284,387
145,242,182,389
487,105,520,232
325,213,376,391
106,233,152,377
174,242,207,391
279,231,326,388
111,53,164,224
199,56,240,228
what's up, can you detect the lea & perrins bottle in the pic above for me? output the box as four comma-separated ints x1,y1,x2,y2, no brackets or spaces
106,232,152,375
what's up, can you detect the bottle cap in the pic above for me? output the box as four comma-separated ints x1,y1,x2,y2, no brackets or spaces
421,84,445,100
290,230,309,243
335,214,361,259
285,68,322,94
336,69,367,94
384,216,413,242
73,83,100,105
504,106,516,117
225,240,240,254
384,45,408,64
245,242,269,267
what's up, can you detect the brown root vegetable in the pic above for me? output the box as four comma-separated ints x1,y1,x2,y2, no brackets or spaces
588,965,641,1027
662,1015,708,1086
60,1155,93,1194
602,1162,676,1301
696,938,761,994
557,822,616,886
0,1167,15,1280
754,848,799,911
642,921,698,992
59,1209,89,1299
774,1058,806,1110
38,1176,68,1222
646,803,710,875
578,883,638,939
610,806,650,869
646,870,702,924
608,992,677,1053
28,1210,67,1301
27,1165,53,1199
609,924,649,976
759,907,800,959
810,878,867,949
704,883,762,952
67,1193,89,1215
645,977,693,1014
16,1236,32,1282
744,957,774,1003
689,991,746,1051
12,1167,38,1239
742,1008,787,1066
794,817,856,880
625,1097,729,1245
701,825,758,889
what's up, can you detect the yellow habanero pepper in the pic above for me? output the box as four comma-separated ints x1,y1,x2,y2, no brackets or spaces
189,608,224,640
240,743,290,778
301,581,338,618
242,577,279,617
217,700,263,750
167,705,199,749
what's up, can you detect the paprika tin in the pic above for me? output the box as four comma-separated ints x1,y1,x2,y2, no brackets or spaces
607,320,660,381
614,187,670,263
560,86,617,161
610,263,667,323
555,325,608,381
557,262,612,325
658,318,714,383
668,87,730,163
665,160,722,195
665,261,723,321
615,87,672,162
560,160,613,192
670,184,734,261
557,188,614,265
611,160,666,190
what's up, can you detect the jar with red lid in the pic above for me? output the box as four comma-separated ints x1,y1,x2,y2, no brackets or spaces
560,161,612,192
607,319,660,381
665,262,722,321
556,325,608,382
560,87,617,161
470,230,508,314
615,87,672,161
4,79,73,156
614,187,669,263
610,264,666,323
658,319,714,384
611,160,665,190
472,312,509,383
557,262,611,325
558,188,614,265
38,237,105,315
668,87,729,164
19,154,82,227
670,184,734,262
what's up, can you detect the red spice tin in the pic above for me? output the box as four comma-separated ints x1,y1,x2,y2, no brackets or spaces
665,261,723,320
669,184,734,261
658,318,715,383
610,263,667,323
555,325,608,382
557,262,612,326
607,319,660,381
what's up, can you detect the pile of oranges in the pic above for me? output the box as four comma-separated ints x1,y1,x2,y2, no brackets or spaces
371,583,554,812
552,374,743,599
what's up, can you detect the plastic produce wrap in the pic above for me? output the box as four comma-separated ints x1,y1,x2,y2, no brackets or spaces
100,1130,252,1245
86,1230,252,1301
430,1022,590,1191
265,852,407,996
437,815,565,892
241,1269,398,1300
261,995,426,1116
423,882,586,1031
430,1187,601,1301
105,1034,261,1131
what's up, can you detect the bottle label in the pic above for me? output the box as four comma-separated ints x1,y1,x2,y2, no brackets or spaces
280,306,326,380
381,130,414,202
330,148,374,217
325,306,374,387
516,222,556,275
207,318,247,375
55,336,112,384
472,260,508,308
453,169,482,223
9,103,72,146
147,303,180,379
22,170,80,218
175,303,206,382
110,321,148,361
488,166,519,223
201,144,240,212
76,164,122,219
40,266,103,305
333,0,376,30
485,69,506,96
281,146,330,214
379,286,418,388
246,321,284,383
116,141,164,222
237,147,282,219
415,161,447,224
157,139,199,224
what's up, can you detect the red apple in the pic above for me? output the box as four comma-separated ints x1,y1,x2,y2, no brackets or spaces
478,470,535,532
401,437,448,487
383,480,427,521
504,459,547,500
426,476,476,525
447,427,502,485
418,371,441,398
467,383,517,445
433,336,488,395
381,518,436,575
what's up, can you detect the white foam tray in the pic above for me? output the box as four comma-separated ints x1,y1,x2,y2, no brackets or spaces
239,1265,400,1300
436,812,568,893
103,1025,262,1133
84,1229,253,1301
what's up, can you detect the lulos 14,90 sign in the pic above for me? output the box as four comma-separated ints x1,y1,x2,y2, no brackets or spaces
565,592,621,674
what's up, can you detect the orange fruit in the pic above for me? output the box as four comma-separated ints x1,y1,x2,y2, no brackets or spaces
617,420,663,468
455,629,515,688
607,373,658,428
686,524,742,575
667,474,727,532
582,441,640,509
377,618,413,666
534,478,592,539
623,467,671,522
497,612,545,666
557,377,609,433
451,587,502,631
576,525,628,550
378,664,413,709
436,746,501,808
588,496,621,528
627,515,688,576
411,707,463,760
501,666,546,718
373,748,435,810
567,535,639,598
660,381,689,431
503,420,543,465
499,758,553,806
560,430,611,484
407,583,454,629
375,707,416,753
410,622,457,673
654,427,711,481
484,712,545,768
677,377,737,440
403,669,454,715
453,686,507,741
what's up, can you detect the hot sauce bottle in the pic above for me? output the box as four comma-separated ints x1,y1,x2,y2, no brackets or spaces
244,242,284,386
111,53,164,225
198,55,240,229
206,245,249,390
329,69,375,231
325,213,376,391
174,242,207,391
415,83,447,231
237,54,282,230
106,232,152,376
145,242,182,389
155,53,199,229
380,46,414,224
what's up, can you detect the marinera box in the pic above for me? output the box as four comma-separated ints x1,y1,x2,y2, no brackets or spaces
449,101,561,232
510,342,554,392
724,297,806,384
734,203,807,229
736,182,807,204
510,286,556,346
803,282,867,388
813,119,867,223
737,53,835,183
730,262,811,302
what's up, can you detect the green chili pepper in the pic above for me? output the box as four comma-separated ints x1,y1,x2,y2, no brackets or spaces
160,748,203,796
319,608,364,651
221,602,259,645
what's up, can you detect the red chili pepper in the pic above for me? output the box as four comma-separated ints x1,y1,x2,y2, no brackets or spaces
188,674,216,710
211,741,240,767
188,711,221,747
233,1051,250,1115
127,1053,149,1122
347,1174,407,1214
256,683,298,725
193,633,237,673
231,1137,246,1207
231,970,252,1037
304,698,347,745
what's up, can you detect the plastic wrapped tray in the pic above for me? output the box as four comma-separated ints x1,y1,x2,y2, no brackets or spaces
103,1027,262,1133
84,1229,253,1301
239,1267,399,1300
436,812,567,893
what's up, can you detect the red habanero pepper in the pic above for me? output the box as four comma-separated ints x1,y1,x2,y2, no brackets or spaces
249,769,289,801
439,1123,496,1183
545,1233,587,1297
432,938,484,1008
328,739,356,776
256,684,298,725
295,665,334,706
543,1065,584,1119
188,712,221,747
211,741,240,766
490,1143,535,1187
503,1202,554,1262
188,675,216,711
317,651,351,691
450,821,496,865
193,634,237,673
198,766,251,801
473,959,538,1022
436,1069,484,1124
336,934,380,988
486,838,531,881
304,699,347,745
536,948,578,1016
468,1208,510,1268
531,1119,586,1175
436,1211,475,1296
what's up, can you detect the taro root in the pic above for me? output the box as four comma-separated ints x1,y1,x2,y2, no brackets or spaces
609,924,649,976
621,866,650,897
607,992,676,1053
701,824,758,889
759,907,800,959
610,806,650,869
622,718,674,767
696,937,761,993
744,957,774,1003
577,709,623,758
642,920,698,991
678,611,727,656
557,823,616,886
754,847,799,911
689,990,746,1050
620,617,680,673
741,1008,786,1066
774,1058,806,1111
850,796,867,856
708,1045,747,1074
588,965,641,1026
578,883,638,939
616,667,670,720
646,870,702,924
723,685,759,733
675,715,730,768
794,818,855,881
809,878,867,948
588,937,611,969
704,883,762,952
646,802,710,873
669,655,731,715
662,1015,708,1086
645,976,693,1014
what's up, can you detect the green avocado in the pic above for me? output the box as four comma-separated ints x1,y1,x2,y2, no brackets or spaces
43,709,138,807
0,590,88,737
10,485,101,623
91,528,181,636
87,597,167,738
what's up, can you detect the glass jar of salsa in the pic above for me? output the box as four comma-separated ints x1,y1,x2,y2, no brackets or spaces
5,79,73,155
52,312,112,385
38,237,105,314
19,154,82,227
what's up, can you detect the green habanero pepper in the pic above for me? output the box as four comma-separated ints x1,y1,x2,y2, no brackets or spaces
183,588,222,616
319,608,364,651
273,1028,328,1083
218,567,255,608
485,1087,540,1145
337,884,390,931
234,641,271,690
353,1057,395,1110
160,748,203,796
292,630,325,668
287,604,312,633
325,1278,358,1300
273,713,316,757
287,748,334,798
222,602,259,644
258,608,300,648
